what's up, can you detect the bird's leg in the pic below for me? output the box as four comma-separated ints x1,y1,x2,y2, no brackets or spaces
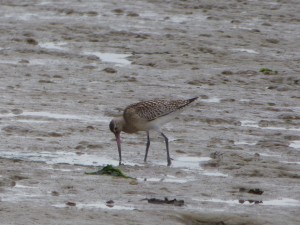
118,152,122,166
161,132,171,166
144,131,150,162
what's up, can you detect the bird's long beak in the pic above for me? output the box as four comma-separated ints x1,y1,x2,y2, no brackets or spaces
115,132,122,165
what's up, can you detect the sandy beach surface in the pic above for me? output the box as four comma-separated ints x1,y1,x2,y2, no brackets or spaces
0,0,299,224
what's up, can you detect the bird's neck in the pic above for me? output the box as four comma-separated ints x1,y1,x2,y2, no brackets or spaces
118,118,138,134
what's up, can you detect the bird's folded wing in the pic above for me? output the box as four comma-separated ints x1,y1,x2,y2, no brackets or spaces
123,99,192,122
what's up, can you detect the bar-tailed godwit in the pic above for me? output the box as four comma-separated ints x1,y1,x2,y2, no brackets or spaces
109,97,198,166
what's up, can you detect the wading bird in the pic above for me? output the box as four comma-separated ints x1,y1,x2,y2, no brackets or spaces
109,97,198,166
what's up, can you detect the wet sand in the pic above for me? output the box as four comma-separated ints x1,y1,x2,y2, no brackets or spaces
0,0,300,224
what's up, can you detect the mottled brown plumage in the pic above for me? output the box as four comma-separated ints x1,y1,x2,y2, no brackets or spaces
124,98,195,121
109,97,198,166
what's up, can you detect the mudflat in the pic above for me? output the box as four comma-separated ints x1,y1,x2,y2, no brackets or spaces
0,1,299,224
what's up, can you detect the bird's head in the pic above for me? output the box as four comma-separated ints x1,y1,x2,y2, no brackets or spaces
109,118,124,164
109,119,123,135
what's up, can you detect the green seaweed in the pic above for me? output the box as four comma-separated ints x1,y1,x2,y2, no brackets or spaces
85,164,134,179
259,68,278,75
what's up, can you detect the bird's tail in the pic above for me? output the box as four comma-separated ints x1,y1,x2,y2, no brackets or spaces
188,97,199,103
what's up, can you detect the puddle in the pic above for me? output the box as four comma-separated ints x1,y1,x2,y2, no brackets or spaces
1,188,44,202
4,13,38,20
0,59,22,65
48,167,83,172
200,198,241,205
14,119,50,124
138,170,227,184
170,156,211,170
140,11,162,21
0,150,223,175
169,14,205,23
169,16,190,23
202,171,228,177
138,175,196,183
0,111,109,123
142,12,206,24
152,156,210,170
39,42,68,51
2,193,44,202
53,202,135,210
239,99,251,102
240,120,260,128
262,126,300,132
241,120,300,132
0,151,126,167
257,153,281,157
0,59,64,65
234,141,257,146
231,48,259,54
14,184,38,189
289,140,300,149
281,161,300,165
291,107,300,113
201,97,221,103
262,198,300,207
232,25,257,31
22,111,109,122
199,198,300,207
84,52,131,66
30,59,62,65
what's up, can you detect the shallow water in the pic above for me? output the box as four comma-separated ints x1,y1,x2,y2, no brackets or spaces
234,141,257,146
39,42,68,51
84,52,131,66
198,198,300,207
0,151,121,166
289,140,300,150
201,97,221,103
231,48,259,54
0,111,109,123
53,202,135,210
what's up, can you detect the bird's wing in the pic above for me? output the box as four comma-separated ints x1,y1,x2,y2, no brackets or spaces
123,98,197,122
